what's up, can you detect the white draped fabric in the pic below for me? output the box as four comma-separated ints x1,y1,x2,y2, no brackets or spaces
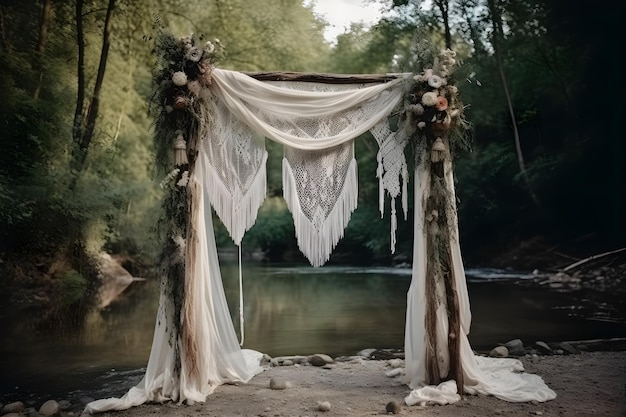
403,160,556,405
84,161,264,414
85,67,555,414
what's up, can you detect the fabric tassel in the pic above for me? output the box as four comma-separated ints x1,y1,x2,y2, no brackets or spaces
430,137,447,163
174,133,189,166
390,198,397,254
377,151,385,218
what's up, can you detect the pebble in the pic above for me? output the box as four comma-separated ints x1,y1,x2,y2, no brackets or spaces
58,400,72,411
317,401,331,412
309,353,334,366
388,358,403,368
489,346,509,358
269,377,291,390
385,400,402,414
385,368,403,377
2,401,25,414
39,399,60,416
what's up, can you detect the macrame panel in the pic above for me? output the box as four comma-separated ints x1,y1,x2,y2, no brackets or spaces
197,91,268,245
370,119,409,253
283,142,357,267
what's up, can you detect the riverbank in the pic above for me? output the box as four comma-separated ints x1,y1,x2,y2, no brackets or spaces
2,347,624,417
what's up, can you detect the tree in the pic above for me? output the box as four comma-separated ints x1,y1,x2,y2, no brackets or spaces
70,0,117,191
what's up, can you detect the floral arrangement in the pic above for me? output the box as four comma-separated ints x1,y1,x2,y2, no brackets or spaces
404,48,469,167
151,32,225,175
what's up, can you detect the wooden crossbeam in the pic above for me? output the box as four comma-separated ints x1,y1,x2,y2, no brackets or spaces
244,71,399,84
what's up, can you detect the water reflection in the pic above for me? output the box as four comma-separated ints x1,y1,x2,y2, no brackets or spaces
1,262,625,403
223,263,410,357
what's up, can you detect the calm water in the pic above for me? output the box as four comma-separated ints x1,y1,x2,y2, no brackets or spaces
1,262,625,403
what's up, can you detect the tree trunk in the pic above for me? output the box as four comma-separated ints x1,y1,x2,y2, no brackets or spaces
434,0,452,49
33,0,53,99
459,0,486,56
487,0,541,209
70,0,117,191
71,0,86,172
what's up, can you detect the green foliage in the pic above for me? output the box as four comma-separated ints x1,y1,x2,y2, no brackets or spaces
241,198,297,260
60,269,89,306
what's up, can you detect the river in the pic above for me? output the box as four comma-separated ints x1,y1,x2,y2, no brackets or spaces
1,261,625,404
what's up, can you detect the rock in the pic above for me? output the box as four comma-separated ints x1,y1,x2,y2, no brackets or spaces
39,399,60,416
269,377,291,390
558,342,579,355
317,401,331,412
371,349,404,360
386,400,402,414
24,407,40,417
388,358,403,368
260,353,272,366
535,341,553,354
282,359,294,366
309,353,334,367
356,348,376,358
322,364,334,370
58,400,72,411
3,413,23,417
504,339,526,356
489,346,509,358
385,368,403,377
2,401,25,414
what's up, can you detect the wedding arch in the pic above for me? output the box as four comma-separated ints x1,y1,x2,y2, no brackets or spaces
84,33,555,414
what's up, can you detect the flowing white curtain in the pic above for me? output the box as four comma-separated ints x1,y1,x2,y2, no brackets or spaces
403,160,556,405
84,159,264,414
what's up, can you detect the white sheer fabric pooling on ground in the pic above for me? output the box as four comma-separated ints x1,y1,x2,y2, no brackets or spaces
403,160,557,406
84,161,264,414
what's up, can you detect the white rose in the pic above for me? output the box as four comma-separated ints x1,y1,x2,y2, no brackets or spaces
172,71,188,86
427,75,444,88
421,92,438,107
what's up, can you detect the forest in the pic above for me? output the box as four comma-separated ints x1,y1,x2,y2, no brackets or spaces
0,0,622,321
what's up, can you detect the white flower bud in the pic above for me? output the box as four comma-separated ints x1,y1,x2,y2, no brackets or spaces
172,71,188,86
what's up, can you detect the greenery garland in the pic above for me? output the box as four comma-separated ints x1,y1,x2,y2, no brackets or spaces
149,30,225,376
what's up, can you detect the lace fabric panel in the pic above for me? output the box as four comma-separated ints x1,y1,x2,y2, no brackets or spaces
370,119,409,253
283,142,357,267
198,91,267,245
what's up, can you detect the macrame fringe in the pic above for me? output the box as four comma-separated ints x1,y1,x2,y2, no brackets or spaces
377,152,384,218
201,153,268,245
283,157,358,267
